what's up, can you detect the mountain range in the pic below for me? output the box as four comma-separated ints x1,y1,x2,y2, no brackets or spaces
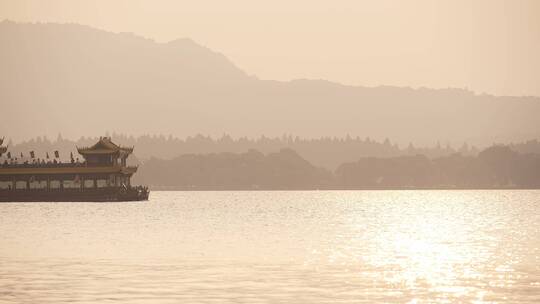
1,20,539,146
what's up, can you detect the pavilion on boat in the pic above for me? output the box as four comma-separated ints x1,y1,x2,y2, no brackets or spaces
0,137,148,201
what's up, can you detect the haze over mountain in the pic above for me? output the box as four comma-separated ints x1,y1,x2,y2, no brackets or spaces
1,20,539,146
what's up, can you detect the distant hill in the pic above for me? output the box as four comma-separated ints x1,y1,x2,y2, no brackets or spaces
131,146,540,190
133,149,334,190
1,20,540,146
336,145,540,189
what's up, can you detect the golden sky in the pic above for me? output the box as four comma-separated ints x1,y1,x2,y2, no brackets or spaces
1,0,539,96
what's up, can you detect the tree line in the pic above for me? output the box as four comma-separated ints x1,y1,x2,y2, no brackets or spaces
132,145,540,190
9,133,537,169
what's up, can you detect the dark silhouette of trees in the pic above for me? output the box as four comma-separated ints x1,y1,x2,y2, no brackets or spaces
336,145,540,189
131,144,540,190
133,149,334,190
336,155,435,189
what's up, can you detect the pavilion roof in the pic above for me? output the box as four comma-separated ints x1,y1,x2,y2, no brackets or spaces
0,138,6,155
77,137,133,155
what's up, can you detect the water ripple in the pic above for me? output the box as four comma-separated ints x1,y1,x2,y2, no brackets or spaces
0,190,539,303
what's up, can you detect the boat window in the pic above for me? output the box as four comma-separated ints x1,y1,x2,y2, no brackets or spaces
84,180,94,188
50,180,61,189
96,179,108,188
30,180,47,189
63,180,79,189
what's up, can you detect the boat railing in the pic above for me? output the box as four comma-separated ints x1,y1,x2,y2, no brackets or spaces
0,162,135,169
0,185,148,193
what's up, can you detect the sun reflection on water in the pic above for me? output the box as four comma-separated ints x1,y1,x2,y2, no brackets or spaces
321,191,533,302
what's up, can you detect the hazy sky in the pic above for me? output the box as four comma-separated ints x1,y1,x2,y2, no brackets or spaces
1,0,539,96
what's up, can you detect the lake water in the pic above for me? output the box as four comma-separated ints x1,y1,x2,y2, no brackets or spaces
0,190,539,303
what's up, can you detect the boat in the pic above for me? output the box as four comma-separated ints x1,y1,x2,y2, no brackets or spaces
0,137,149,202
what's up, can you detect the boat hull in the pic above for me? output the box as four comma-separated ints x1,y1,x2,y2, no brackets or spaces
0,187,149,202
